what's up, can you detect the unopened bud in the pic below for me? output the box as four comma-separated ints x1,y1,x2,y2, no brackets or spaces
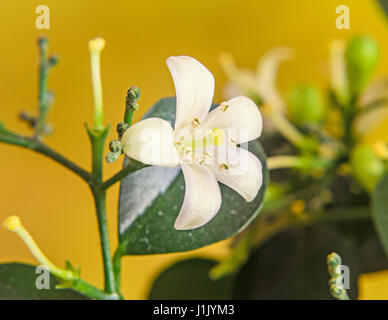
106,151,121,164
38,37,48,50
48,54,59,67
109,140,122,153
350,144,386,192
126,86,140,111
287,84,324,124
345,35,379,95
116,122,129,137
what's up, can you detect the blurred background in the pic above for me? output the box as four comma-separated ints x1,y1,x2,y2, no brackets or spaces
1,0,388,299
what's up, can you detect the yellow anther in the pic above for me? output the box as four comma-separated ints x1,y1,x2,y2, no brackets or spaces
192,118,201,128
220,102,229,112
373,141,388,160
3,215,21,231
219,163,230,171
182,128,224,150
290,199,305,216
337,163,350,176
88,37,105,52
211,128,224,147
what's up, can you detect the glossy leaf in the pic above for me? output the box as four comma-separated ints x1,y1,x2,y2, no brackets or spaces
377,0,388,20
118,97,268,255
233,225,360,299
372,173,388,259
148,258,234,299
0,263,87,300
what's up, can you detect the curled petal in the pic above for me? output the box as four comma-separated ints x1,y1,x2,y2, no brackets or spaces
121,118,180,167
206,145,262,202
174,164,222,230
166,56,215,130
202,96,262,144
256,47,293,113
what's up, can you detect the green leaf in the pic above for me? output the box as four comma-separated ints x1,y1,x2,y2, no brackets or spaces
377,0,388,19
232,225,361,299
148,258,234,299
372,173,388,259
118,97,268,255
0,263,87,300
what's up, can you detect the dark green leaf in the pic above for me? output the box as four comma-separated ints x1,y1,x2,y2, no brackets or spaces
233,225,360,299
148,258,234,299
377,0,388,19
0,263,87,300
372,173,388,259
118,97,268,255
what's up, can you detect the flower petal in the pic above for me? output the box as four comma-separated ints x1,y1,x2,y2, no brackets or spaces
174,164,222,230
206,145,262,202
256,47,293,113
121,118,180,167
201,96,262,144
166,56,215,130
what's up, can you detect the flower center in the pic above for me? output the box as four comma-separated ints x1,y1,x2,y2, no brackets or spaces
175,128,224,165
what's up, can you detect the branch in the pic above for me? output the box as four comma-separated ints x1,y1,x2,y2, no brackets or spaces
101,158,148,190
0,130,91,182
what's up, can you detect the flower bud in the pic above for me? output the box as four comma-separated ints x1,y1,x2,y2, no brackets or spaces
109,140,122,153
38,37,48,50
48,54,59,67
126,86,141,111
350,144,386,192
286,84,324,124
345,35,379,95
106,151,121,164
116,121,129,138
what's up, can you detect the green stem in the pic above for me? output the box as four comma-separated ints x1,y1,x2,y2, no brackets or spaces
0,130,90,182
267,156,302,170
101,159,148,190
91,187,116,294
70,278,119,300
112,245,124,293
35,38,50,138
87,125,116,295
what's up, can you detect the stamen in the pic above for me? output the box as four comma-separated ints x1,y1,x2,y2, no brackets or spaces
220,102,229,112
192,118,201,128
219,163,230,171
180,128,224,150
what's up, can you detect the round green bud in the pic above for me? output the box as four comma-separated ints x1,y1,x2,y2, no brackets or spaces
127,86,141,102
116,121,129,137
109,140,122,153
350,144,385,192
286,84,325,125
48,55,59,67
345,35,379,95
37,37,48,49
105,151,121,164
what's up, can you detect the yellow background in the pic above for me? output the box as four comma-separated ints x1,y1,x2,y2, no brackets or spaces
1,0,388,299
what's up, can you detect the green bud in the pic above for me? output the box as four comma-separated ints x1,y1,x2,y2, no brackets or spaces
126,86,141,110
38,37,48,50
106,151,121,164
350,144,385,192
109,140,122,153
345,35,379,95
116,121,129,138
286,84,324,125
48,54,59,67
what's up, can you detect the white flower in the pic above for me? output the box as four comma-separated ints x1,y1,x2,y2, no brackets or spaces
220,47,294,113
121,56,263,230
